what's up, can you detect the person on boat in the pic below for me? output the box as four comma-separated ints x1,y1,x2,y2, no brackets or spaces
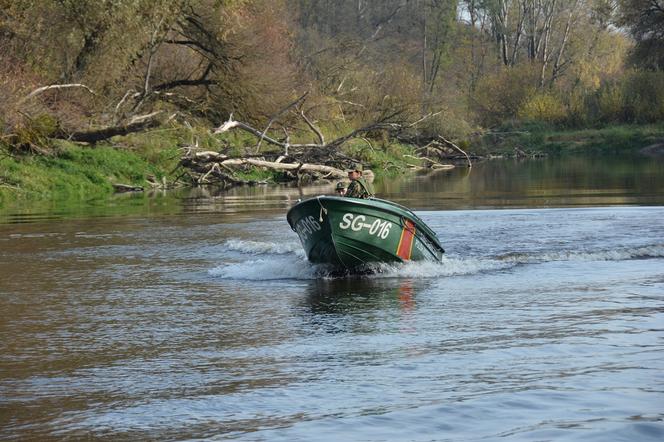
345,163,374,199
335,181,347,196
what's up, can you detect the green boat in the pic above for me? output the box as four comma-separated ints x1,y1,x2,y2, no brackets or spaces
287,196,444,270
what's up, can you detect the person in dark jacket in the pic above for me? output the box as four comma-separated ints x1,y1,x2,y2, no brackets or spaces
345,163,374,199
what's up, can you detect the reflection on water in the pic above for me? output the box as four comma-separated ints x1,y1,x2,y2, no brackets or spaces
0,181,339,224
305,278,423,315
1,155,664,440
2,154,664,223
382,154,664,209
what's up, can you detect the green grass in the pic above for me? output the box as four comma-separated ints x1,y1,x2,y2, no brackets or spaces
234,167,281,182
476,123,664,156
342,140,423,176
4,119,659,209
0,139,180,207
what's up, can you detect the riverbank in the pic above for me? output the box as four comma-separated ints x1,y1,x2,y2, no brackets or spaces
1,123,662,208
0,123,430,207
0,140,180,205
476,123,664,156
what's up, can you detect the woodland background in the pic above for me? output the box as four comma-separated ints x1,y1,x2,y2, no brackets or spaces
2,0,663,138
0,0,663,198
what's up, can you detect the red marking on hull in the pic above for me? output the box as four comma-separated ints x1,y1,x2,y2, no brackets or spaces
396,219,416,261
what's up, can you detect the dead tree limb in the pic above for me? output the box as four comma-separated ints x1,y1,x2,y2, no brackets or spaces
326,120,401,149
114,90,138,121
22,84,95,102
60,111,163,143
214,116,321,149
113,183,144,192
192,151,228,162
406,111,441,128
215,109,407,152
300,109,325,145
220,158,346,178
438,135,472,168
256,91,309,153
403,154,454,170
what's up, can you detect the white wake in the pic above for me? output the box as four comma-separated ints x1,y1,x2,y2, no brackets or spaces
209,240,664,281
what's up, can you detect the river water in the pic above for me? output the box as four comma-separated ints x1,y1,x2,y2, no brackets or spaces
1,155,663,441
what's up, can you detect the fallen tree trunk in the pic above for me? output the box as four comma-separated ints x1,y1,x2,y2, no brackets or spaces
438,135,472,168
402,154,454,170
58,112,163,143
179,111,460,189
214,117,321,149
177,146,348,188
113,183,144,193
220,158,345,178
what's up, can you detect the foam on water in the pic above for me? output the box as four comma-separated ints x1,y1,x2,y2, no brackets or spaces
209,240,664,281
499,244,664,264
209,255,332,280
208,253,510,281
224,239,304,256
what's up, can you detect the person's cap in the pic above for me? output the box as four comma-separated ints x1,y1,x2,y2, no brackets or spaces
335,182,346,190
347,163,363,172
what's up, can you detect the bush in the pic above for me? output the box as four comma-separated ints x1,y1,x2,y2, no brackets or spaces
518,92,567,124
10,114,60,153
565,92,589,127
596,83,625,122
471,65,540,127
622,71,664,123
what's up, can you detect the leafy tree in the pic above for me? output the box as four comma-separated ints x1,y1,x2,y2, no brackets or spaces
616,0,664,70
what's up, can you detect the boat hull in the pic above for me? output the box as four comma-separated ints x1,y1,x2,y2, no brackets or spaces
287,196,444,270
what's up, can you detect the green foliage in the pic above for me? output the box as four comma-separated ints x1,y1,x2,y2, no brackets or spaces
622,71,664,122
583,70,664,124
342,140,420,173
477,123,664,155
616,0,664,70
566,92,590,127
0,140,179,205
596,82,625,122
8,114,60,153
518,93,567,124
471,65,539,127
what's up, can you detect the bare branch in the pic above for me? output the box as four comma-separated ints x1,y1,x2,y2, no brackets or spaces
300,109,325,145
144,16,167,96
255,92,309,153
22,84,95,102
438,135,472,168
406,111,442,128
214,115,321,150
114,90,137,118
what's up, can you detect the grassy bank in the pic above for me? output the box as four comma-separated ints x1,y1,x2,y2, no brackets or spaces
476,123,664,156
2,123,661,208
0,140,180,207
0,126,423,208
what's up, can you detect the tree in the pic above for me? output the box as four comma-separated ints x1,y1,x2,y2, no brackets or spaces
616,0,664,69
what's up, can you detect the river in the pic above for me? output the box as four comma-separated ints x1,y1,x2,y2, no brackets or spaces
1,154,663,441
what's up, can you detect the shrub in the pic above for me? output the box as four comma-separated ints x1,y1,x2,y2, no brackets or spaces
471,65,540,127
596,83,625,122
518,93,567,124
622,71,664,123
